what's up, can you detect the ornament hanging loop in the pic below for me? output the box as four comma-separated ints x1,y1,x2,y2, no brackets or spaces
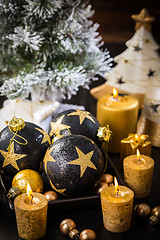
9,117,25,132
7,117,28,151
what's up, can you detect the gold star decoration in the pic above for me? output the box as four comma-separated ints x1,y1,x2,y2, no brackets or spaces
132,8,155,31
68,146,97,178
49,115,71,137
35,128,51,145
68,109,95,125
0,142,26,171
43,145,56,172
43,145,66,194
90,139,95,145
49,179,66,195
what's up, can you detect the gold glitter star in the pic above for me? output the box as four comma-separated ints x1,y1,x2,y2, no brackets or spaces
68,147,97,178
43,145,56,172
49,179,66,195
132,8,155,31
35,128,51,145
0,142,26,171
68,109,95,125
49,115,71,137
44,145,66,194
90,139,95,144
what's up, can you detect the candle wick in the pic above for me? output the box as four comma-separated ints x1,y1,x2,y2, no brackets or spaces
116,188,120,197
30,194,34,203
113,96,119,101
138,158,141,164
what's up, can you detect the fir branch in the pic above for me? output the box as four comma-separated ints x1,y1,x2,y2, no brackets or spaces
7,26,44,52
0,0,112,100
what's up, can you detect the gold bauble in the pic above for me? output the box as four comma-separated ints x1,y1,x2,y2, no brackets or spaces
95,182,109,194
134,203,151,218
60,219,76,235
101,174,113,184
79,229,96,240
12,169,43,193
44,191,58,201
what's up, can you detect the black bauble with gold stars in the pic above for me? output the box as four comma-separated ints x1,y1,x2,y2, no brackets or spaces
43,134,105,197
49,109,101,146
0,119,50,178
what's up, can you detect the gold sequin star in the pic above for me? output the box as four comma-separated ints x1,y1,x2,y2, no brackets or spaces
132,8,155,31
49,115,71,137
43,145,56,172
68,147,97,178
0,142,26,171
35,128,51,145
68,109,95,125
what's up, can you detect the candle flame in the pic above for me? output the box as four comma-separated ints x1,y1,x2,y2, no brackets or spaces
137,149,140,162
27,183,33,203
114,177,120,196
113,88,118,98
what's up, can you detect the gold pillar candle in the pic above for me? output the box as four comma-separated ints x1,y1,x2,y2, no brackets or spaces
97,89,139,153
100,178,134,233
120,133,151,161
123,151,154,198
14,185,48,240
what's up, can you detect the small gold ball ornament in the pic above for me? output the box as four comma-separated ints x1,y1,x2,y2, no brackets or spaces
151,206,160,217
134,203,151,218
95,182,109,194
60,219,76,236
12,169,43,193
101,174,113,184
79,229,96,240
44,191,58,201
149,206,160,226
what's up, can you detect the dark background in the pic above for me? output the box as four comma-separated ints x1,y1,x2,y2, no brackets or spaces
91,0,160,44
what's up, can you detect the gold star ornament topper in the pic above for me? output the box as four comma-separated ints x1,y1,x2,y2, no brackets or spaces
132,8,155,32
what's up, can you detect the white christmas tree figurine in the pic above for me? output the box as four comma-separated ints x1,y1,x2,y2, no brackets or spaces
137,71,160,147
91,8,160,107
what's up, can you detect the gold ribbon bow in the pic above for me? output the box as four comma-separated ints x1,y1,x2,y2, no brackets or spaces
121,133,151,149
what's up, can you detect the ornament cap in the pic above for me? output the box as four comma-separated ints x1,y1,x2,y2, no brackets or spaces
97,125,112,142
7,187,21,199
8,117,25,132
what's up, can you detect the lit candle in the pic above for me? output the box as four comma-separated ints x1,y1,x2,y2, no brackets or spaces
123,149,154,198
100,177,134,233
14,183,48,240
97,89,139,153
120,133,151,161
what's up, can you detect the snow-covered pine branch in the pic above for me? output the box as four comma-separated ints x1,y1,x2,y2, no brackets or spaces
0,0,112,100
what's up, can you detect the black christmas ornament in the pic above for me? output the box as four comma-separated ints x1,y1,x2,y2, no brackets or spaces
0,117,50,178
49,109,110,147
43,134,105,196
